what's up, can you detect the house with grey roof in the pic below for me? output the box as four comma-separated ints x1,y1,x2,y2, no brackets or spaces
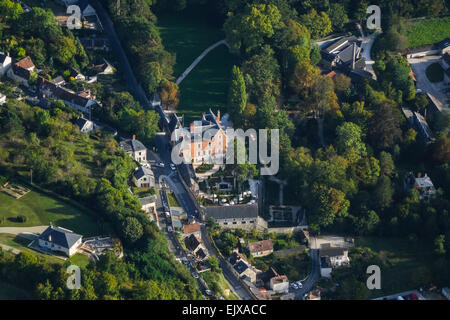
0,52,12,76
38,226,83,257
139,195,156,214
75,116,94,133
119,135,147,163
132,166,155,188
204,203,267,231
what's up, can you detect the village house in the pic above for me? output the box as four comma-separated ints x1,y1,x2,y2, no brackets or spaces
139,195,156,214
38,226,83,257
69,68,86,81
51,76,66,86
319,246,350,278
184,234,208,260
75,116,94,133
7,56,36,86
119,135,147,163
132,166,155,188
269,274,289,294
38,77,98,113
404,172,436,200
183,222,201,238
0,93,6,105
204,203,267,231
402,108,435,145
173,109,227,165
92,59,115,75
229,250,258,283
0,52,12,76
248,239,273,257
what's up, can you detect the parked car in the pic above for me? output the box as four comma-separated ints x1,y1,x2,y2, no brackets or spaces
205,290,213,296
191,272,199,279
182,257,189,265
170,163,176,170
167,226,173,232
296,281,303,288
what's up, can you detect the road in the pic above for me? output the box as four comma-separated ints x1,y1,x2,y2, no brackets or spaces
294,249,320,299
90,0,150,108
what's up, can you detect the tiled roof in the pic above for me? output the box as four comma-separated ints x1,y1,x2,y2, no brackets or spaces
15,56,34,70
248,239,273,254
183,222,201,235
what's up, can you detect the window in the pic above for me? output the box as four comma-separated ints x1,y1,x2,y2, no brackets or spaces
233,222,237,225
224,222,228,225
249,220,254,224
242,221,246,224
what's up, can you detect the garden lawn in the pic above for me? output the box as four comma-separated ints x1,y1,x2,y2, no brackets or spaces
254,251,311,282
200,270,238,300
355,236,437,298
407,16,450,48
425,62,444,82
158,7,238,123
68,253,91,268
0,189,101,236
0,233,65,264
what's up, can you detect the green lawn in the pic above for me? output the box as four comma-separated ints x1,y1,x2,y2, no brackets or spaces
68,253,91,268
0,234,65,264
0,280,32,300
200,270,238,300
425,62,445,82
355,236,438,298
158,7,238,123
167,192,181,207
407,16,450,48
0,189,101,236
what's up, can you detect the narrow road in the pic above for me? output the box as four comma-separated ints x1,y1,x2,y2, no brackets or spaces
175,39,229,85
294,249,320,300
90,0,150,107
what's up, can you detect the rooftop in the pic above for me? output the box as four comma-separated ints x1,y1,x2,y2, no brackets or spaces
139,195,157,206
38,226,82,249
183,222,201,235
205,203,259,220
248,239,273,254
133,166,154,180
319,246,347,258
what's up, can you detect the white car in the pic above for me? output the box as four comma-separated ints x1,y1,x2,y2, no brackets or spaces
296,281,303,288
167,226,173,232
290,283,298,290
170,164,176,170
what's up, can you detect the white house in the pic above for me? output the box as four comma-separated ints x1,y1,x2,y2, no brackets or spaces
0,52,12,76
119,136,147,163
132,166,155,188
7,56,35,86
139,195,156,214
269,275,289,294
0,93,6,105
75,116,94,133
38,226,83,257
319,246,350,278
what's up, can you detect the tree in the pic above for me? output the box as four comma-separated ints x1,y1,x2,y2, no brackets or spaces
379,151,395,177
431,137,450,164
300,9,332,39
227,65,247,127
289,60,320,96
328,3,349,31
434,234,446,255
368,102,402,150
373,175,394,210
224,4,282,53
352,157,380,186
159,81,179,109
336,122,367,159
121,217,143,243
309,184,350,228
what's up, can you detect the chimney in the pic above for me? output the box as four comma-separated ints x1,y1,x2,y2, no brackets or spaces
216,109,221,122
132,134,136,140
190,123,194,133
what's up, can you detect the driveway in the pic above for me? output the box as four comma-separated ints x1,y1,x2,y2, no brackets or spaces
408,55,449,109
0,226,48,237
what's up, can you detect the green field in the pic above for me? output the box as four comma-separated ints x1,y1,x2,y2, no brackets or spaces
0,234,65,264
407,16,450,48
0,189,101,236
355,236,438,298
158,7,238,123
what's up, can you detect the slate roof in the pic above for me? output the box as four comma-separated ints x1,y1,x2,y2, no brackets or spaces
234,260,249,274
133,166,154,180
319,247,347,258
139,195,156,206
185,234,201,251
75,117,92,130
0,52,9,65
323,36,357,54
120,138,147,153
205,204,259,220
39,226,82,249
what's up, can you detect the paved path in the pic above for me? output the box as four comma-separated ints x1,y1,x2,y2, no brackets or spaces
357,24,379,80
0,226,48,235
175,39,229,85
90,0,150,107
0,244,20,254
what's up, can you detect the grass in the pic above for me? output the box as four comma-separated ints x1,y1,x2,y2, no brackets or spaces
425,62,445,82
68,253,91,268
0,233,65,264
167,192,180,207
355,236,438,298
0,189,101,236
407,16,450,48
158,6,238,123
0,280,32,300
200,270,239,300
254,252,311,282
